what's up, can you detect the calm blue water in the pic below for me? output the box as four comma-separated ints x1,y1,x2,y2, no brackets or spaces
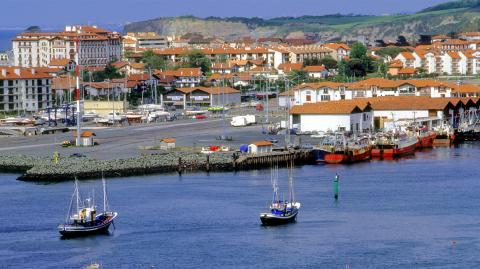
0,30,18,52
1,144,480,268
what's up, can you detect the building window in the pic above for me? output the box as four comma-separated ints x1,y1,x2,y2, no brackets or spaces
321,95,330,101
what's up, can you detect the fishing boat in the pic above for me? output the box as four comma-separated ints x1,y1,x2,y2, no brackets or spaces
58,177,118,237
312,133,337,163
372,132,418,158
416,127,436,148
260,162,301,226
323,134,371,164
433,123,455,146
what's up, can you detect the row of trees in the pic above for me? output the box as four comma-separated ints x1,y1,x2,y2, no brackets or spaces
141,49,212,74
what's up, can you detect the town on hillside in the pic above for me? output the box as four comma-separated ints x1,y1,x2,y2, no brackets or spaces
1,24,480,151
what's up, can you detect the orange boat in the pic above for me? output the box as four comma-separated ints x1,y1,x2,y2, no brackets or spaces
324,137,372,164
372,133,418,158
416,128,437,148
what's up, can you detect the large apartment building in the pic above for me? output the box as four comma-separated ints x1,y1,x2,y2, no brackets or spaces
123,32,169,50
0,67,53,112
13,25,122,68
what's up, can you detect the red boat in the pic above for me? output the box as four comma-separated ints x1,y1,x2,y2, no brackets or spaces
416,128,437,148
324,137,372,164
372,133,418,158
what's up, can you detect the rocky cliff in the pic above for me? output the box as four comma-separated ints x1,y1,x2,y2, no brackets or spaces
123,1,480,42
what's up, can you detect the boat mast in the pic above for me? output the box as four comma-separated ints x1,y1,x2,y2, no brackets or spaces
66,182,76,223
102,174,108,212
288,157,294,203
271,163,279,203
75,178,80,214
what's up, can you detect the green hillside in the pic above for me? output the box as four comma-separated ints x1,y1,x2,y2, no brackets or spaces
124,0,480,42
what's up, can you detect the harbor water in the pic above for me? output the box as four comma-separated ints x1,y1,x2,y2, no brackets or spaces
1,144,480,268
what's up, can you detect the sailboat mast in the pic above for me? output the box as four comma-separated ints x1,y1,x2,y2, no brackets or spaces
288,158,294,203
75,178,80,213
102,176,107,212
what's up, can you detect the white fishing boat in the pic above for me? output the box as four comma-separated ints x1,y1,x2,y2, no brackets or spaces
58,177,118,237
260,161,301,226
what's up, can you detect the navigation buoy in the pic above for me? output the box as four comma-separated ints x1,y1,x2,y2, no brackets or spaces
333,173,339,200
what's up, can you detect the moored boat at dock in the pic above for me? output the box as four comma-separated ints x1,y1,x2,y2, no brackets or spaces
372,132,418,158
323,135,372,164
416,127,436,148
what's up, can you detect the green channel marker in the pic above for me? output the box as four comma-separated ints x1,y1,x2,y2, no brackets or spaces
333,174,339,200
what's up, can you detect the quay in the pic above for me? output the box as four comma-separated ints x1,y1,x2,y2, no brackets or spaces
2,150,313,182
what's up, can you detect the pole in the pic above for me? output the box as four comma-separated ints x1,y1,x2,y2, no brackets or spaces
75,33,82,147
266,78,269,124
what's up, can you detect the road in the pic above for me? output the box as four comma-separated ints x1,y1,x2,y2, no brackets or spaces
0,118,284,160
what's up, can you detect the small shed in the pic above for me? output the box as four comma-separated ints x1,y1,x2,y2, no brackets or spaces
73,131,96,146
160,138,176,150
248,141,273,154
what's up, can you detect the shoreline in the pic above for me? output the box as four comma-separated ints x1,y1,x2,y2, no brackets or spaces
0,150,314,182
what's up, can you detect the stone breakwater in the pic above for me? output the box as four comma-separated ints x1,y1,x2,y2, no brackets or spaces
0,150,314,182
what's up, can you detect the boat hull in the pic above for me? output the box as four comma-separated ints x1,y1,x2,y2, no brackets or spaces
324,148,371,164
454,130,480,143
324,153,347,164
58,212,117,238
394,142,417,157
417,133,436,148
260,210,298,226
313,148,331,163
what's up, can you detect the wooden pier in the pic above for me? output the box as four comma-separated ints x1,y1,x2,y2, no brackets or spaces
235,150,314,170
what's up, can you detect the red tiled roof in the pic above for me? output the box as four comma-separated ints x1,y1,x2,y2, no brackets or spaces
251,141,273,146
304,65,326,72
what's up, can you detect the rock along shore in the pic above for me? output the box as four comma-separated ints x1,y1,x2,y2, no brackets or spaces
0,150,313,182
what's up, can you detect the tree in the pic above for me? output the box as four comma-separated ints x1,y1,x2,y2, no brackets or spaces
142,50,166,70
347,58,367,77
349,42,367,59
288,69,309,85
184,49,211,74
417,35,432,45
376,47,406,59
87,64,122,82
376,59,388,77
319,56,338,70
395,35,409,46
375,39,387,47
337,59,348,78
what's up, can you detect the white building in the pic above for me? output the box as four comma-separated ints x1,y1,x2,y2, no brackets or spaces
248,141,273,154
13,25,122,68
123,32,169,49
0,67,53,112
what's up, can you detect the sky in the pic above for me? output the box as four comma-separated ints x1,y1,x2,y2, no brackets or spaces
1,0,452,29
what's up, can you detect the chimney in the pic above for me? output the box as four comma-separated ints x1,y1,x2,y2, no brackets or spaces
1,69,6,77
31,68,35,75
14,68,20,76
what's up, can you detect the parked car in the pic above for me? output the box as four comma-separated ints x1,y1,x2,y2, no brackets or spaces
70,153,86,158
267,138,279,144
195,114,207,119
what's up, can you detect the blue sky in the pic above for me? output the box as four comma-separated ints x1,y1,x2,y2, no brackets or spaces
2,0,452,29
